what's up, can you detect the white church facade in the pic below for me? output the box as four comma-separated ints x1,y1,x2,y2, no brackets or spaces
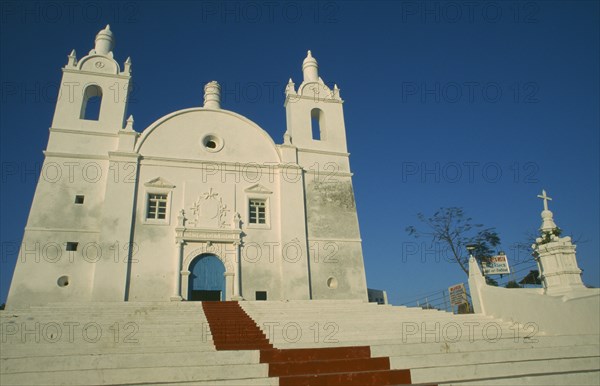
7,26,368,307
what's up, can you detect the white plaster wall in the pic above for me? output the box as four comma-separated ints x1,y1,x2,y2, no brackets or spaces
469,258,600,335
129,109,295,301
136,109,281,164
7,155,108,308
7,231,97,307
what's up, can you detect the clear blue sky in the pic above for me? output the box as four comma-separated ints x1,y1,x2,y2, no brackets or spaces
1,1,598,306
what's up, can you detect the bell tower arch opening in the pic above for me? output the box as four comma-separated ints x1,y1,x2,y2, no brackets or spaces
188,254,226,301
311,108,326,141
80,85,103,121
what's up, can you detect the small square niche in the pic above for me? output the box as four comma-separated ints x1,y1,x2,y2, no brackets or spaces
75,195,85,204
66,242,78,251
256,291,267,301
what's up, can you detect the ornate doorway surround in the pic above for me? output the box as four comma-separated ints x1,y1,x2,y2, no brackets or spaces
171,210,243,301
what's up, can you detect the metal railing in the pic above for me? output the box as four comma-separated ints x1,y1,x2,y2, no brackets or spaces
397,260,542,314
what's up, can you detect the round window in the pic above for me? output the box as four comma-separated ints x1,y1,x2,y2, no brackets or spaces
326,277,338,289
201,134,224,152
57,276,70,287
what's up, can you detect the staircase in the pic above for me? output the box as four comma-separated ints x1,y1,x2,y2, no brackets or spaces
240,300,600,385
1,300,598,385
0,302,271,385
203,301,413,385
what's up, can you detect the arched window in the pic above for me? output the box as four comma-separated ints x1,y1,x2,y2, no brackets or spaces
80,85,102,120
311,108,326,141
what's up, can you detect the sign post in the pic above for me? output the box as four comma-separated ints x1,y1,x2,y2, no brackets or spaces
482,255,511,275
448,283,468,313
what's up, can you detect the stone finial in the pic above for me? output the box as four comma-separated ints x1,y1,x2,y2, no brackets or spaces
94,25,114,56
283,131,292,145
285,78,296,95
67,49,77,66
204,81,221,109
124,115,134,131
538,189,558,231
177,209,185,227
124,57,132,74
302,50,319,82
232,212,241,229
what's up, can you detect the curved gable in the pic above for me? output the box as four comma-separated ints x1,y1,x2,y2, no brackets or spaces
136,108,281,164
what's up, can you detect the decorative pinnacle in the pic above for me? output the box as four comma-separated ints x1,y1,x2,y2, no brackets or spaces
302,50,319,82
303,50,317,65
204,81,221,109
124,115,134,131
537,189,552,211
124,56,132,74
538,189,558,232
67,49,77,66
94,24,114,55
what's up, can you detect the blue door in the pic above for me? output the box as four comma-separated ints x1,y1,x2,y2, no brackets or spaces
189,254,225,301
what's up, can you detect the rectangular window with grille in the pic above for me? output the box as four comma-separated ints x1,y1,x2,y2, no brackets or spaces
249,199,266,224
147,193,168,220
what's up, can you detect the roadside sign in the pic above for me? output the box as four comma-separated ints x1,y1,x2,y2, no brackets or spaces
482,255,511,275
448,283,467,306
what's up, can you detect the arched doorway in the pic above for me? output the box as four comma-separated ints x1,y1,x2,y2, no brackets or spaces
188,254,225,301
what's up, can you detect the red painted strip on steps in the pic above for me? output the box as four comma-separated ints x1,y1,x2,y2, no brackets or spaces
202,301,273,351
278,369,412,386
201,301,429,385
269,357,391,377
261,346,372,363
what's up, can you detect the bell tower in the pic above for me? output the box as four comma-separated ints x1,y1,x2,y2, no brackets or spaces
51,25,132,142
6,26,137,308
283,51,368,301
284,51,347,155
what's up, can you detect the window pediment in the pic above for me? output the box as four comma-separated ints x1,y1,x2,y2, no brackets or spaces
144,177,176,189
244,184,272,194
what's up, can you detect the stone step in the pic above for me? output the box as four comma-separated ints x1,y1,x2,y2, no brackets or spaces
1,316,208,323
265,334,586,351
370,334,600,357
262,328,538,347
248,316,506,325
1,344,219,358
411,356,600,384
1,350,259,373
1,340,217,354
250,311,448,317
160,377,278,386
445,370,600,385
1,363,270,385
390,344,600,369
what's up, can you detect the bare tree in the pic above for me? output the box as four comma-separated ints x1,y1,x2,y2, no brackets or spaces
406,207,501,276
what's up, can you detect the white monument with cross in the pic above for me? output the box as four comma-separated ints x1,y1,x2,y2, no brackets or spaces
533,189,587,295
468,189,599,336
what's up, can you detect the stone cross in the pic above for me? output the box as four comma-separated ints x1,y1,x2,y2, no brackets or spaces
537,189,552,211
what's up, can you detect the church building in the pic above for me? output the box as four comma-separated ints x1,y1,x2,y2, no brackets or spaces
7,26,368,307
